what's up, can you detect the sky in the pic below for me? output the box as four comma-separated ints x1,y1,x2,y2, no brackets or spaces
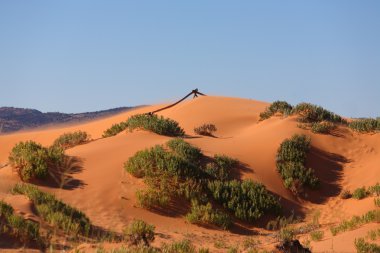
0,1,379,117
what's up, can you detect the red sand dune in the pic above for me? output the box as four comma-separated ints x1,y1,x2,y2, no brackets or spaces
0,96,379,252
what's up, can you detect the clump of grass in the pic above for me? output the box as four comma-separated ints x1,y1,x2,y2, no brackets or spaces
278,227,295,243
193,123,217,136
276,134,319,194
126,114,185,137
161,239,195,253
340,189,352,199
12,183,91,236
374,198,380,207
369,183,380,196
310,230,324,241
291,103,346,124
355,238,380,253
330,209,380,236
185,200,231,229
53,131,90,149
349,118,380,133
9,141,65,182
259,101,293,120
311,121,336,134
102,121,129,137
352,187,369,200
0,200,43,246
124,219,155,246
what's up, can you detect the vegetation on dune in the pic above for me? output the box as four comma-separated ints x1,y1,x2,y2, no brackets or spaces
102,121,129,137
259,101,293,120
0,200,43,246
126,114,185,136
12,183,91,236
310,121,336,134
340,189,352,199
330,209,380,236
193,123,217,136
161,239,197,253
102,114,185,137
349,118,380,133
124,219,155,246
291,102,346,124
124,138,280,227
310,230,324,241
352,187,369,200
9,140,65,181
276,134,319,194
53,130,90,149
355,238,380,253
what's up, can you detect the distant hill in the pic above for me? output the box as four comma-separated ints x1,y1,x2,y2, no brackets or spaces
0,106,137,133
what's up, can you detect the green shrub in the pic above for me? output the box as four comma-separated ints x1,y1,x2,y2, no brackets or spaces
374,198,380,207
167,138,202,162
330,209,380,236
352,187,368,200
136,189,170,209
161,239,195,253
9,141,65,181
291,103,346,124
126,114,185,137
53,131,90,149
204,155,237,181
186,200,231,229
340,189,352,199
0,200,42,245
349,118,380,133
12,183,91,236
355,238,380,253
124,219,155,246
193,124,217,136
369,183,380,197
102,121,129,137
310,230,324,241
278,227,295,243
207,179,280,222
276,134,319,193
311,121,336,134
259,101,293,120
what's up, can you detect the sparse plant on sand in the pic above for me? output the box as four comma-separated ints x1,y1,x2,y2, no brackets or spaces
9,141,65,182
53,130,90,149
259,101,293,120
193,123,217,136
340,189,352,199
124,219,155,246
161,239,196,253
369,183,380,196
349,118,380,133
276,134,319,194
374,198,380,207
352,187,369,200
291,103,346,124
355,238,380,253
310,230,324,241
311,121,336,134
126,114,185,136
102,121,129,137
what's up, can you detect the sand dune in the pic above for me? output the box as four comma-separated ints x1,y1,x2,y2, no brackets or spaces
0,95,379,252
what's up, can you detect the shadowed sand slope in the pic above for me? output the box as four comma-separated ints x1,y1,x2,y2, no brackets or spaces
0,96,380,252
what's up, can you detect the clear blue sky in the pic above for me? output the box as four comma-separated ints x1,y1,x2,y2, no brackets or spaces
0,1,379,117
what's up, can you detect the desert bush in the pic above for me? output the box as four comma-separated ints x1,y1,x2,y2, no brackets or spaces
53,131,90,149
259,101,293,120
340,189,352,199
310,230,324,241
278,227,295,243
330,209,380,236
311,121,336,134
207,179,280,222
167,138,202,162
352,187,368,200
204,155,237,181
124,219,155,246
349,118,380,133
355,238,380,253
136,189,170,209
374,198,380,207
193,124,217,136
12,183,91,236
186,200,231,229
161,239,195,253
9,141,65,181
369,183,380,196
276,134,319,193
126,114,185,137
291,103,346,124
102,121,129,137
0,200,42,245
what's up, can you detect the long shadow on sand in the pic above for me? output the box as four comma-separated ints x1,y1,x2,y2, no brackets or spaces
305,146,350,204
33,156,87,190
